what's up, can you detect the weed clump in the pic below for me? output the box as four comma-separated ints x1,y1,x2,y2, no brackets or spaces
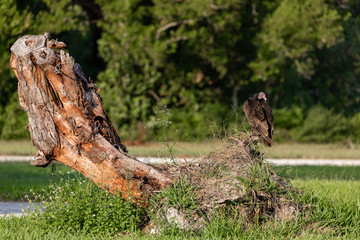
25,172,144,235
150,134,302,233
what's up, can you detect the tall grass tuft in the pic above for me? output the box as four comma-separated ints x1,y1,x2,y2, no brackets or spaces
25,171,144,235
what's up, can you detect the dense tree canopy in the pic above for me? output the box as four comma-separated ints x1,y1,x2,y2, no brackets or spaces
1,0,360,142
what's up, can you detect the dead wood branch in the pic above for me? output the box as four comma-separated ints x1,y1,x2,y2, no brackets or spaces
10,34,173,204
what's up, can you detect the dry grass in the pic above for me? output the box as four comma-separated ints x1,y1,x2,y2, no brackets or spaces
0,140,37,155
127,140,226,158
152,135,302,232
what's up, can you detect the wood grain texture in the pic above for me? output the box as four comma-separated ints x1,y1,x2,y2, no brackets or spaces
10,34,173,204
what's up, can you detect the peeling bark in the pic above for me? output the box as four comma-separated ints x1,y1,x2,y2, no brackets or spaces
10,34,173,203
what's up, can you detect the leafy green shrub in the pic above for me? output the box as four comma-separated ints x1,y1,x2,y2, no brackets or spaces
291,106,350,143
26,172,144,235
271,107,303,143
153,177,199,211
272,128,294,143
350,112,360,143
163,103,231,141
0,93,29,140
273,107,303,129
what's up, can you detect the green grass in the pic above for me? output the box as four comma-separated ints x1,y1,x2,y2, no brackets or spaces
0,216,148,240
293,179,360,237
2,140,360,159
1,162,360,239
1,178,359,239
2,161,360,201
1,148,360,238
148,178,360,239
275,165,360,181
24,172,144,236
0,162,71,201
267,142,360,159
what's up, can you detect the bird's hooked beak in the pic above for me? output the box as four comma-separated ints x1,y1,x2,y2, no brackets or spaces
257,92,267,101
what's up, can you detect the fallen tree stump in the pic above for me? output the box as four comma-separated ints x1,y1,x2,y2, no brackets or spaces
148,137,302,233
10,33,173,203
10,34,302,230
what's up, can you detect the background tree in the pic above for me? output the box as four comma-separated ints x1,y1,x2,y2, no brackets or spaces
0,0,88,139
250,0,345,108
96,0,279,140
2,0,360,143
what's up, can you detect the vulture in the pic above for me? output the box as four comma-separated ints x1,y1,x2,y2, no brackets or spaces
243,92,274,146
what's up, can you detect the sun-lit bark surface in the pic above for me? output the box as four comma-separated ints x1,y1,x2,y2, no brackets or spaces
10,34,173,203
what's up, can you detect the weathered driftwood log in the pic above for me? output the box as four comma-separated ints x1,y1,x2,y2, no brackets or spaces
10,34,173,203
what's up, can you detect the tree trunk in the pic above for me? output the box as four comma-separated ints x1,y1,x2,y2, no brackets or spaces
10,34,173,204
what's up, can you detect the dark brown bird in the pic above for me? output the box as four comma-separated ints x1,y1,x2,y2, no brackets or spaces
243,92,274,146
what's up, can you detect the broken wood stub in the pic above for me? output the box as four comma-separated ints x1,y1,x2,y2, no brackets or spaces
10,34,173,203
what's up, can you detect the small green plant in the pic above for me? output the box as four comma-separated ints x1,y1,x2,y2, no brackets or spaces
148,176,200,237
201,207,251,239
237,162,289,196
26,171,144,235
154,177,199,211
